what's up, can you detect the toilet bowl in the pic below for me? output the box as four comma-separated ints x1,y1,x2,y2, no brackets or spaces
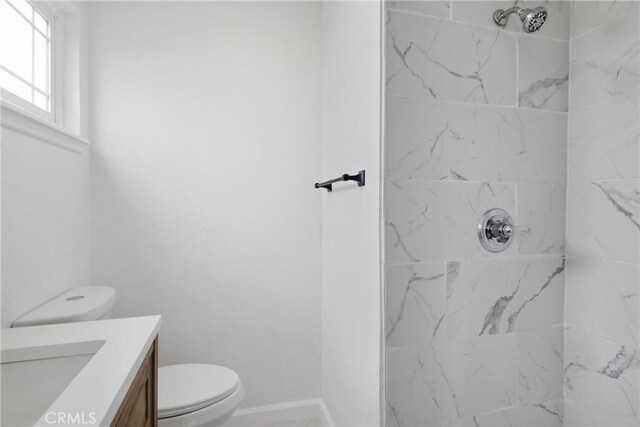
158,364,245,427
12,286,244,427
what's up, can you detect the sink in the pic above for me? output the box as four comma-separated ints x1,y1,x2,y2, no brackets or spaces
1,316,161,426
1,340,104,426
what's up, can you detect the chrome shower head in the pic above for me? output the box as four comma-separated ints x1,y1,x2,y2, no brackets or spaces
493,6,548,33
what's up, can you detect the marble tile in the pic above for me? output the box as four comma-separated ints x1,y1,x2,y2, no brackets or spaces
563,399,613,427
451,1,570,40
565,328,640,426
448,104,567,183
571,0,639,39
566,179,640,263
385,181,516,263
451,334,518,417
566,257,640,348
446,256,564,338
259,417,322,427
386,10,517,104
385,96,449,181
517,326,564,404
386,345,458,426
570,11,639,110
454,399,564,426
386,0,451,19
517,182,566,255
518,37,568,111
385,262,447,348
568,97,640,181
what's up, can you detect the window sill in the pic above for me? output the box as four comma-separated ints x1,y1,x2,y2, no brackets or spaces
1,100,90,154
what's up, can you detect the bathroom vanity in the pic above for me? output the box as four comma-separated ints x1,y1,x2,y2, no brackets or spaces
111,338,158,427
0,316,161,426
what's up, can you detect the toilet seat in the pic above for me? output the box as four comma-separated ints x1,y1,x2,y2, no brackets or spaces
158,364,240,419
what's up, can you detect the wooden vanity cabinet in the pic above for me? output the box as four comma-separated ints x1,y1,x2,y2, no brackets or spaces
111,338,158,427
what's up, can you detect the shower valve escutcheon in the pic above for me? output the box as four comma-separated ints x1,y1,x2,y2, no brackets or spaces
478,208,530,253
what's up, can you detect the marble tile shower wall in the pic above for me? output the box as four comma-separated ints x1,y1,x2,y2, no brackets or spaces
564,2,640,426
384,1,569,426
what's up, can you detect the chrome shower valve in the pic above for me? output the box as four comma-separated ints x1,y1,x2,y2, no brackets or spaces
478,208,530,253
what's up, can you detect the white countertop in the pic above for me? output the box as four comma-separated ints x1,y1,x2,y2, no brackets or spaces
1,316,161,426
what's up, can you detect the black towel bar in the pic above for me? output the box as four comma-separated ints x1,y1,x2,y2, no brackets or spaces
315,170,365,192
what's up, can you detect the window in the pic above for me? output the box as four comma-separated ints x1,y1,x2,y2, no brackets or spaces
0,0,55,120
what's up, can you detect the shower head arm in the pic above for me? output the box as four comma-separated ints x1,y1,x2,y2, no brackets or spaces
493,6,522,27
493,5,547,33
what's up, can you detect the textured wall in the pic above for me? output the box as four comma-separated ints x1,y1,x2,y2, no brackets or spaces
88,1,322,409
320,2,382,425
384,1,569,425
565,2,640,425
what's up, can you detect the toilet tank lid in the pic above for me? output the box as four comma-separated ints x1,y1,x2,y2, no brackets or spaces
12,286,116,328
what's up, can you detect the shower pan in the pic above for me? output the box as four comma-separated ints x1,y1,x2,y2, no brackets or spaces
383,1,640,426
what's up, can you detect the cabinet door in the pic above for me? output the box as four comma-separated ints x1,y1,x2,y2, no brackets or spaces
111,338,158,427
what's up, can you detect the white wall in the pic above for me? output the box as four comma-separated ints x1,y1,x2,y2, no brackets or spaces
320,2,382,426
88,1,322,409
1,2,91,328
1,116,90,328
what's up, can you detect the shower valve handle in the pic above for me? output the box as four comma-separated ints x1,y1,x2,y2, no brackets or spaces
479,208,530,253
489,222,530,239
496,224,530,237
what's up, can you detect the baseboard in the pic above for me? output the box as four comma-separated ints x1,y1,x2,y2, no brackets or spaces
228,398,334,427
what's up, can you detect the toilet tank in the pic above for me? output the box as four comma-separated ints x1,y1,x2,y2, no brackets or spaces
12,286,116,328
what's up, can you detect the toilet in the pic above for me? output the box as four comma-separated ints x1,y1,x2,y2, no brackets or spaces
12,286,244,427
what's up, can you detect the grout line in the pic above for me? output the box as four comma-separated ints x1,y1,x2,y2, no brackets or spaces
386,6,571,43
384,179,567,185
384,94,569,115
384,253,566,268
565,325,640,350
564,253,640,266
568,95,636,114
570,6,639,42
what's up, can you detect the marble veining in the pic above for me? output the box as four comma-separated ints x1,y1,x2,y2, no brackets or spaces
571,0,639,39
517,183,566,255
567,179,640,263
455,399,564,427
385,96,449,181
386,263,446,348
568,97,639,181
517,327,564,404
518,37,569,112
518,75,568,110
564,4,640,425
447,257,565,338
380,1,640,426
566,257,639,349
386,344,460,426
570,10,639,110
505,258,565,333
451,334,518,417
592,181,640,230
564,329,640,426
386,10,516,104
385,181,516,263
447,104,567,183
598,346,639,379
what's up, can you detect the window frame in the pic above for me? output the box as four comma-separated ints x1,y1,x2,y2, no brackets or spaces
0,0,57,123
